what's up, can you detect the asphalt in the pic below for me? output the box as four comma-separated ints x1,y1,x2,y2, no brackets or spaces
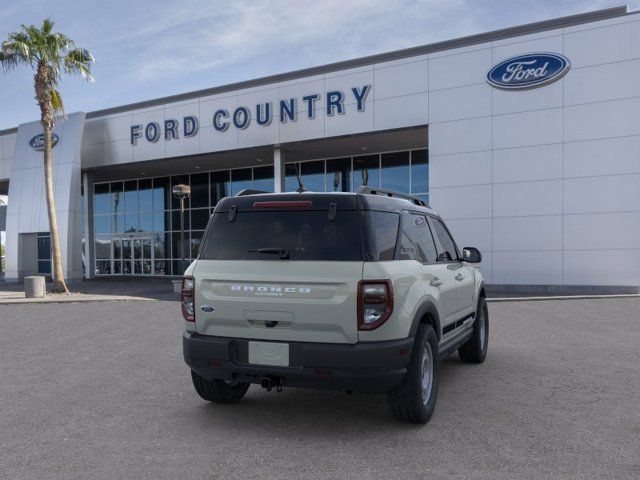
0,298,638,479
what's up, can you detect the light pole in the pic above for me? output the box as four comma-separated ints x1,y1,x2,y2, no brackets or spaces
172,184,191,274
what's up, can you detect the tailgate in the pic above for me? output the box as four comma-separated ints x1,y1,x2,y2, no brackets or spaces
193,260,363,344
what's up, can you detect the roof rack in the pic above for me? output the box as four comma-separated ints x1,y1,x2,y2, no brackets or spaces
234,189,269,197
357,186,428,207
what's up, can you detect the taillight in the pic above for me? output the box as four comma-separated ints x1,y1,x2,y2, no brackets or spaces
181,276,195,322
358,280,393,330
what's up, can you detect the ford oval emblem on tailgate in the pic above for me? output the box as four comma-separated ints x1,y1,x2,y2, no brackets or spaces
200,305,215,312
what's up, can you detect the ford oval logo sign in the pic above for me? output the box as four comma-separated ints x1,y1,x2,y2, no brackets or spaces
29,133,59,151
487,53,570,90
200,305,215,313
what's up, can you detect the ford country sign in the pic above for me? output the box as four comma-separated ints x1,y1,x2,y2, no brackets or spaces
29,133,59,151
487,53,570,90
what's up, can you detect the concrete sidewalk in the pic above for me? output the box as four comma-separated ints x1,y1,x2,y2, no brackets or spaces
0,277,179,304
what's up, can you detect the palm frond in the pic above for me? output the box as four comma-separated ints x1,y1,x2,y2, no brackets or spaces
49,88,64,117
64,47,94,81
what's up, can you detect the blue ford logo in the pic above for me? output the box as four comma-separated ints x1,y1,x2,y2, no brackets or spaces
487,53,570,90
200,305,215,312
29,133,59,151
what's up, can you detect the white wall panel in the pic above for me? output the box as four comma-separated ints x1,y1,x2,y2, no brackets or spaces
199,125,238,153
564,174,640,214
280,114,325,143
493,180,562,217
324,101,374,137
82,120,103,145
429,84,491,123
563,250,640,286
493,144,563,183
373,93,428,131
429,49,492,91
239,117,280,149
493,251,563,284
102,113,133,142
429,117,491,155
429,184,492,220
564,59,640,106
493,108,563,149
429,150,492,188
278,78,325,114
564,20,640,68
564,136,640,178
199,94,238,129
493,215,563,251
564,212,640,250
492,33,563,60
492,80,564,116
444,218,492,252
374,60,428,100
324,69,374,107
564,97,640,142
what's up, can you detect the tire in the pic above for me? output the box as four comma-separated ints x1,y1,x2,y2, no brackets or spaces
386,324,439,424
191,370,250,404
458,296,489,364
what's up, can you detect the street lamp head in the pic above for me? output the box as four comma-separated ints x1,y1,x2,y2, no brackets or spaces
172,184,191,198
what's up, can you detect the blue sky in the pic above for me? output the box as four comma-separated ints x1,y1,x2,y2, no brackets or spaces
0,0,638,130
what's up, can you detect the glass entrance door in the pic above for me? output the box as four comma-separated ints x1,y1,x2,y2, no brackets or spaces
112,235,154,275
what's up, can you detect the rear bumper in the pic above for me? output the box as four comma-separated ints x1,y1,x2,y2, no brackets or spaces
183,332,414,394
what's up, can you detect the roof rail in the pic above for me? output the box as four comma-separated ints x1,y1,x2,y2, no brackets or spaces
357,186,428,207
234,189,269,197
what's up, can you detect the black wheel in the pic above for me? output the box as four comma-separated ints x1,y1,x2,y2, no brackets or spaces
458,296,489,363
191,370,250,403
386,324,439,424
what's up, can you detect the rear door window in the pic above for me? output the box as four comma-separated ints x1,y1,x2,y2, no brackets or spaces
428,217,459,262
200,210,363,261
412,214,438,264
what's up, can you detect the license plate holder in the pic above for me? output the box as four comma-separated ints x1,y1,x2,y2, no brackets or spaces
248,341,290,367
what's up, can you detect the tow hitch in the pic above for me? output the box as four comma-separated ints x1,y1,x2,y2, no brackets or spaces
260,376,284,392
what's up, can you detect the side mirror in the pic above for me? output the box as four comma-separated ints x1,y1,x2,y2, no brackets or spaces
462,247,482,263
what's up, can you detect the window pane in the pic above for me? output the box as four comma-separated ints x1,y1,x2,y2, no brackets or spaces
326,158,351,192
113,261,122,274
211,171,230,206
411,149,429,193
353,155,380,190
191,209,210,230
122,239,132,260
429,217,459,262
139,214,153,232
94,184,110,214
364,211,399,261
95,237,110,259
110,182,123,214
253,166,274,192
112,213,124,234
138,179,153,212
412,214,438,264
124,213,138,233
154,260,168,275
38,260,52,275
154,211,168,232
191,231,203,258
37,235,51,260
190,173,209,208
172,210,190,231
96,260,111,275
172,232,188,258
124,180,138,213
113,238,122,260
284,163,300,192
153,233,166,258
94,215,111,235
301,161,325,192
171,175,190,210
153,177,170,211
231,168,252,195
381,151,410,193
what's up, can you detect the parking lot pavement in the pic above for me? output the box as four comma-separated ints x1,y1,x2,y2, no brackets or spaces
1,298,639,480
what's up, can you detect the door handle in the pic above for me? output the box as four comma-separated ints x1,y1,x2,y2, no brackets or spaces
430,278,443,287
455,273,465,281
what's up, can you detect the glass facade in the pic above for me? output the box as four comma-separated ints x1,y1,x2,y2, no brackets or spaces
92,148,428,276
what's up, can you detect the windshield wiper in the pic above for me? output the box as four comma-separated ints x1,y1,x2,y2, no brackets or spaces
248,247,290,259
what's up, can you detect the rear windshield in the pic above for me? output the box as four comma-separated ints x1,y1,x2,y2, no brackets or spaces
200,210,364,261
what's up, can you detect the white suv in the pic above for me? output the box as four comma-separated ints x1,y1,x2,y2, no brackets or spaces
182,187,488,424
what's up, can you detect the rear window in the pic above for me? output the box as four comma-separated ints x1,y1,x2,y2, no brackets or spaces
200,210,364,261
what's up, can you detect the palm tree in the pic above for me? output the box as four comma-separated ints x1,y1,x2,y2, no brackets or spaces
0,18,93,293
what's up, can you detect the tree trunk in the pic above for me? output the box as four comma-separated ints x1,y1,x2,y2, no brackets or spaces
43,122,69,294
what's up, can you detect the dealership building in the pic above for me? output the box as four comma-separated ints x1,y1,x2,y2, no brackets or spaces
0,6,639,292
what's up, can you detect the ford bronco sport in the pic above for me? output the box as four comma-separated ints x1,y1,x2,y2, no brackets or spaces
182,187,488,424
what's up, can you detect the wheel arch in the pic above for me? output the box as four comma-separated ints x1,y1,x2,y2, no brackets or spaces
409,301,442,341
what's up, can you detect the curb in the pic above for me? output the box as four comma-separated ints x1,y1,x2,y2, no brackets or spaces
0,295,157,305
487,294,640,303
